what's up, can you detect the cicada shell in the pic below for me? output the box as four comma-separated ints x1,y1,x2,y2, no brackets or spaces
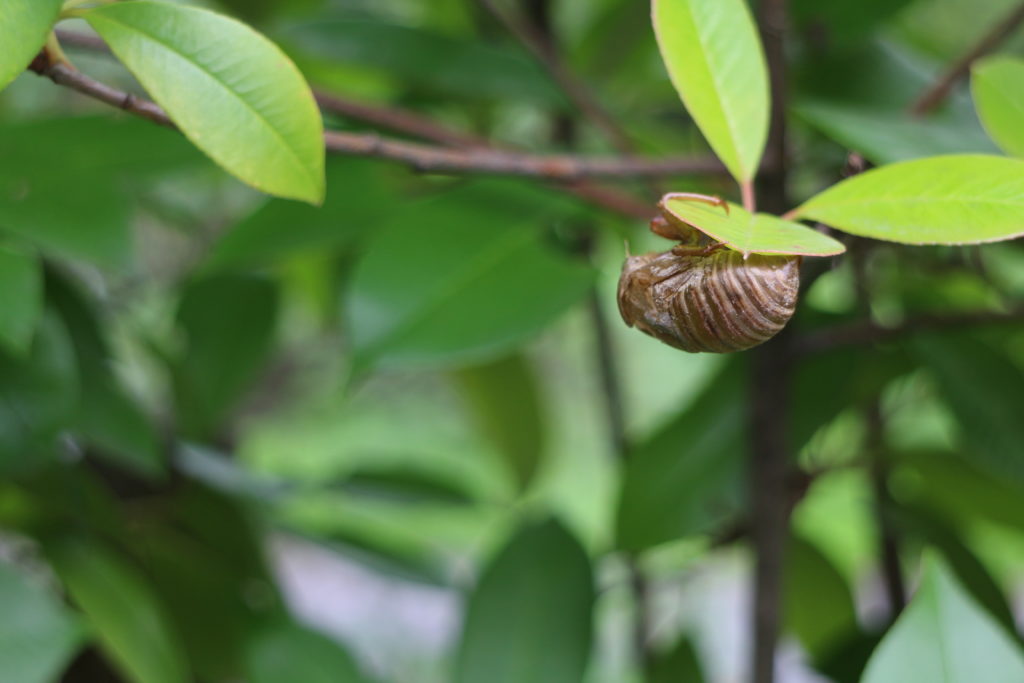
618,247,800,353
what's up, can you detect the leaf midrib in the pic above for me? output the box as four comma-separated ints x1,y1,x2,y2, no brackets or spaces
88,10,316,188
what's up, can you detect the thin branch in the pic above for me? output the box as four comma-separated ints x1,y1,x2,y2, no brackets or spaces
910,0,1024,116
794,305,1024,356
865,398,907,621
54,29,652,218
474,0,639,157
30,60,725,184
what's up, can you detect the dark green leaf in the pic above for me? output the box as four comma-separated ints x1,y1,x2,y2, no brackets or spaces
784,535,861,660
47,271,162,477
173,274,279,439
245,621,368,683
454,518,594,683
452,353,546,490
346,183,594,370
792,0,913,45
83,1,325,203
0,244,42,355
0,313,78,473
0,116,203,266
616,359,746,551
909,334,1024,482
862,555,1024,683
203,159,390,272
0,0,62,93
649,635,706,683
0,561,84,683
279,19,563,106
47,539,191,683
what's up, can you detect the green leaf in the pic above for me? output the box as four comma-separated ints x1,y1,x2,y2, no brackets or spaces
278,18,563,106
795,102,998,165
0,245,41,355
783,535,861,660
909,334,1024,482
972,57,1024,158
0,561,84,683
203,159,389,272
0,116,205,267
649,636,706,683
346,183,594,370
47,540,191,683
245,621,367,683
0,0,62,93
616,359,746,551
794,155,1024,244
652,0,770,183
454,519,594,683
660,196,846,256
0,313,78,474
173,274,279,439
452,353,546,490
862,556,1024,683
83,1,325,203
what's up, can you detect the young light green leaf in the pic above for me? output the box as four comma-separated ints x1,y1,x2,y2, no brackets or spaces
47,540,191,683
793,155,1024,244
0,245,42,355
245,622,368,683
862,555,1024,683
0,0,62,93
0,561,84,683
652,0,770,183
972,57,1024,158
454,519,594,683
660,195,846,256
83,1,325,203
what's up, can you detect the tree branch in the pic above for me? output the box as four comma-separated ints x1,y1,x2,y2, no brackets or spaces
30,60,725,184
910,0,1024,116
794,305,1024,356
750,2,793,682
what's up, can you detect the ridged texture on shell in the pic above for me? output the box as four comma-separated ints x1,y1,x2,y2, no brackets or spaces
617,248,800,353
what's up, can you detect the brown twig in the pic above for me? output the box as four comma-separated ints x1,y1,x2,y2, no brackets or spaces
30,59,725,183
54,29,652,218
794,306,1024,356
910,1,1024,116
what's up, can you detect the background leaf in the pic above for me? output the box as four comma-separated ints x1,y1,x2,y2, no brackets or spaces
972,56,1024,158
172,274,280,440
84,1,325,203
245,621,368,683
451,353,546,490
862,556,1024,683
0,561,84,683
454,518,594,683
47,540,191,683
794,155,1024,244
0,0,62,93
0,244,41,355
346,183,594,370
652,0,769,183
661,196,845,255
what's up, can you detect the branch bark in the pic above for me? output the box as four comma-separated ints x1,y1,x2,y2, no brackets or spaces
910,0,1024,116
750,2,793,682
29,59,725,182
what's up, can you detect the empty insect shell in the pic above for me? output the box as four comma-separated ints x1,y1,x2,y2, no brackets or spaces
617,248,800,353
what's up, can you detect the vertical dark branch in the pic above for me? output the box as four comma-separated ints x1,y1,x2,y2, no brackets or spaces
749,2,793,683
865,398,907,619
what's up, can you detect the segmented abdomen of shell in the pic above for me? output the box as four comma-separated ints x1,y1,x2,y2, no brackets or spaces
617,248,800,353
